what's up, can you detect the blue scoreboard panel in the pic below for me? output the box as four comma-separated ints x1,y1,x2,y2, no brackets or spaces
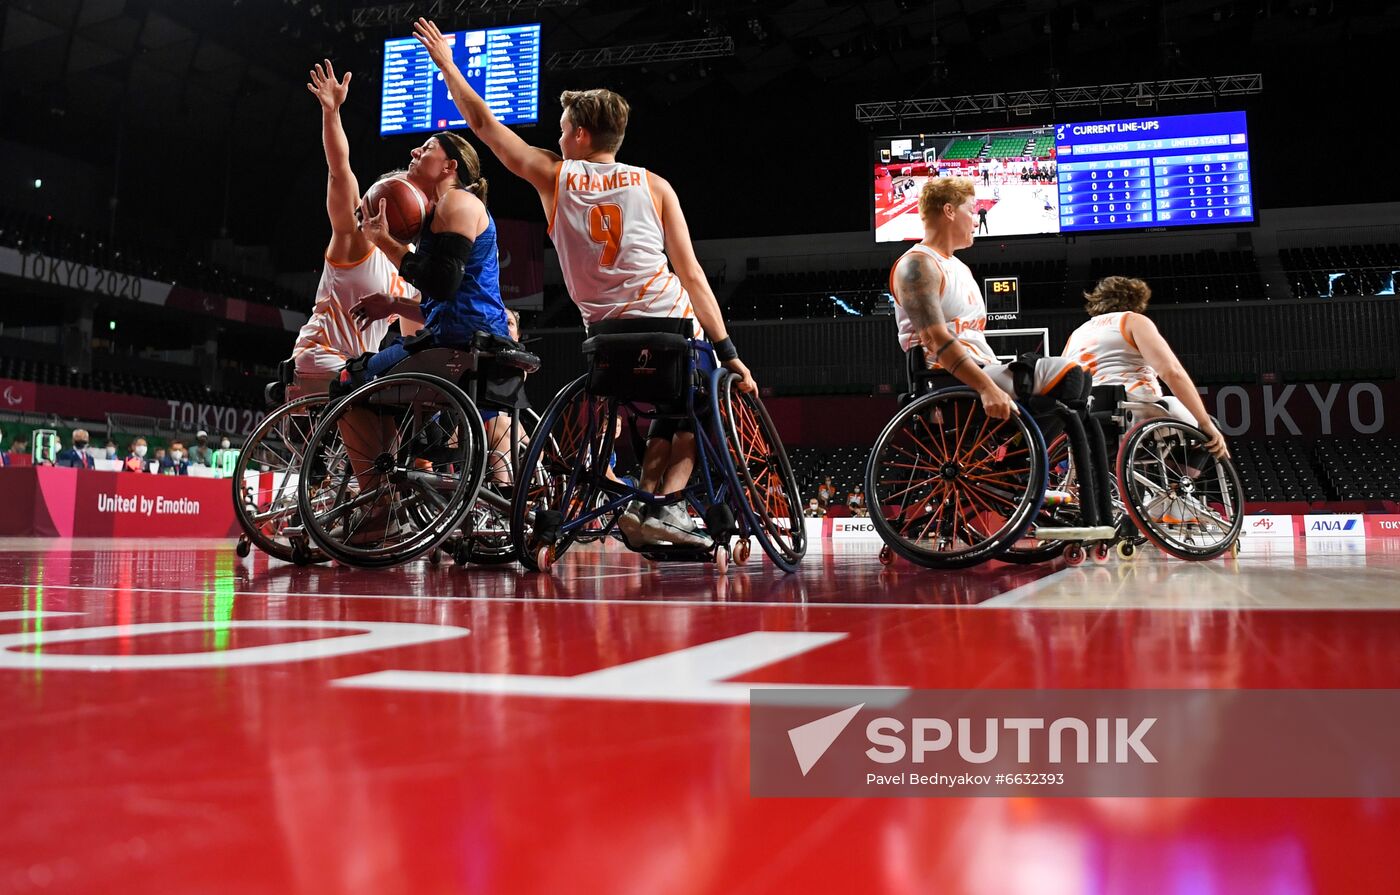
381,24,541,135
1054,111,1254,233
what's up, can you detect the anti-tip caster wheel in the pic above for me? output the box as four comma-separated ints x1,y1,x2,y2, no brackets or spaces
235,536,251,558
1115,540,1137,561
733,538,752,565
879,545,895,566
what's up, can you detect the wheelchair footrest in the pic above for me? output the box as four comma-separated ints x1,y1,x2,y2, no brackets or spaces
1028,525,1117,542
636,545,718,563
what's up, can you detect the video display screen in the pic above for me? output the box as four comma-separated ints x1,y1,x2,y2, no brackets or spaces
872,111,1254,241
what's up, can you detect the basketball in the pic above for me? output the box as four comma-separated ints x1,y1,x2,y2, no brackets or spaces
364,176,431,243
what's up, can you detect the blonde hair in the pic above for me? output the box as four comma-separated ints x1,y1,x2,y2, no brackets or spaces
918,176,976,222
434,132,489,206
560,89,630,153
1084,276,1152,315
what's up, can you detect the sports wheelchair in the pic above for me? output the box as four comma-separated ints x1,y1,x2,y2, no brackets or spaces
864,347,1242,568
290,332,541,568
1093,384,1245,562
508,319,806,574
233,358,333,565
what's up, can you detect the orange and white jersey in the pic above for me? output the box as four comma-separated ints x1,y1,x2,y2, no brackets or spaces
888,244,998,366
1061,310,1163,399
292,247,417,375
549,159,697,335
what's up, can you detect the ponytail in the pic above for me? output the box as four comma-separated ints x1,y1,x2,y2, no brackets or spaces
468,175,489,207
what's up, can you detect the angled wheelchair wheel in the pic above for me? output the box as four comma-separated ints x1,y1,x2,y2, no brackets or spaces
510,376,616,572
865,387,1047,570
712,371,806,572
1116,417,1245,561
453,409,544,566
232,393,331,564
297,372,487,568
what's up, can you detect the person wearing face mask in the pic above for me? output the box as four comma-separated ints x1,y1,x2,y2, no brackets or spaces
211,435,239,479
55,429,96,470
190,431,215,467
162,441,192,476
103,439,119,461
124,438,150,473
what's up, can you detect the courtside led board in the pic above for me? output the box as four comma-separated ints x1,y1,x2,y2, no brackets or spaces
381,24,541,135
872,110,1254,241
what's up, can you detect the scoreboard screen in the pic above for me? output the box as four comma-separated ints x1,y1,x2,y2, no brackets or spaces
1055,111,1254,232
381,24,541,136
871,110,1255,242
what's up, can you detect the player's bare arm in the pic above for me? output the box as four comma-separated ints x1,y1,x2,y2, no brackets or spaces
652,173,756,392
412,19,559,200
307,59,363,244
1128,313,1229,458
898,253,1014,419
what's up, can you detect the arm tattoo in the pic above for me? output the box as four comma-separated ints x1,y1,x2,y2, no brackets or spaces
898,257,946,331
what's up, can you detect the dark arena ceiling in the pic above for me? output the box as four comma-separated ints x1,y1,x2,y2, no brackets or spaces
2,0,1395,266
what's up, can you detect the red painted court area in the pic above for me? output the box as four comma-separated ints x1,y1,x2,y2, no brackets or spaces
3,539,1399,894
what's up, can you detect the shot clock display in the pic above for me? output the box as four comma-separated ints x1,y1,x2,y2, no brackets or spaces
984,276,1020,316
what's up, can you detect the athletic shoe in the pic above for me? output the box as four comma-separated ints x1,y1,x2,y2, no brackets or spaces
642,502,713,549
617,500,649,546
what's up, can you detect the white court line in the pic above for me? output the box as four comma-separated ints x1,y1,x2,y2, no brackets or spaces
0,576,1067,611
975,567,1077,607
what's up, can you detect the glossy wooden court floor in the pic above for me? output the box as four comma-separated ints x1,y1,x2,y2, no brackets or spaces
3,536,1398,894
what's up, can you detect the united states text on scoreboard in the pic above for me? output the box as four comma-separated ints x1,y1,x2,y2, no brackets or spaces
1054,111,1254,233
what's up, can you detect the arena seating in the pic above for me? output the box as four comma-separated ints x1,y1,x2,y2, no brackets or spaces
0,356,259,410
1083,249,1267,305
941,138,986,160
0,205,304,311
986,136,1027,159
1315,436,1400,501
1279,243,1400,299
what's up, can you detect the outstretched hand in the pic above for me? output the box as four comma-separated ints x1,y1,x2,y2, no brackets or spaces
412,18,455,70
307,59,350,111
358,197,391,246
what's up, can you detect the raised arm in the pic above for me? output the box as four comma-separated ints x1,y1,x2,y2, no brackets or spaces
307,60,361,241
1126,313,1229,458
413,19,559,197
896,252,1014,420
651,173,755,393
